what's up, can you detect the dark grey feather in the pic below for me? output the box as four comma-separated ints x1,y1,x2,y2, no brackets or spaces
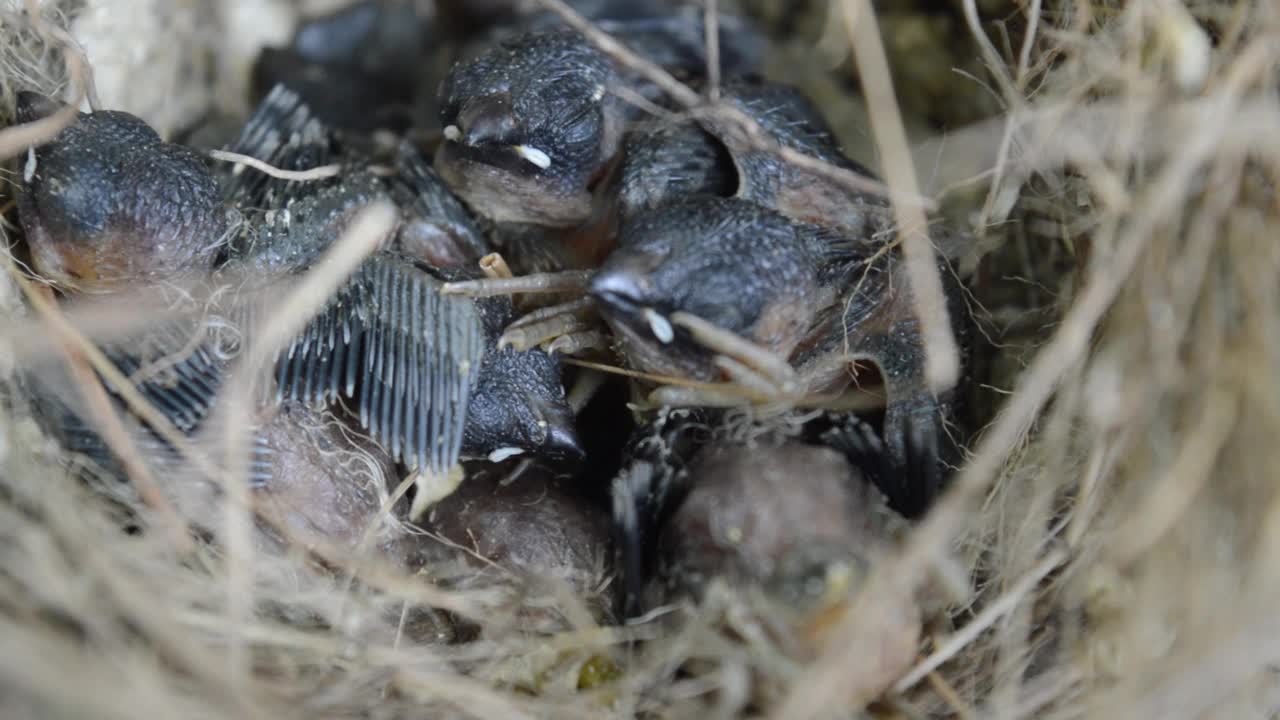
273,253,486,473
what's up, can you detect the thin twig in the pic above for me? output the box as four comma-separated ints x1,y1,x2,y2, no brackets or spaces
1016,0,1044,88
209,150,342,181
608,83,679,121
535,0,699,105
917,96,1280,200
562,357,886,411
126,310,217,386
894,549,1065,692
334,471,417,633
440,270,593,296
972,0,1037,229
479,252,514,280
961,0,1018,99
215,200,396,687
704,0,721,101
841,0,959,391
926,670,977,720
563,357,775,401
1064,435,1123,549
1112,387,1237,565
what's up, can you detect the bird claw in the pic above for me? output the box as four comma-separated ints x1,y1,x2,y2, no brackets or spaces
880,396,944,517
498,297,599,351
545,330,610,356
672,312,796,385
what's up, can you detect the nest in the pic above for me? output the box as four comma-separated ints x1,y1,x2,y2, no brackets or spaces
2,0,1278,718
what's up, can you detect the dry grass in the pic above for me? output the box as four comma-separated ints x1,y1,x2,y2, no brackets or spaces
2,0,1279,718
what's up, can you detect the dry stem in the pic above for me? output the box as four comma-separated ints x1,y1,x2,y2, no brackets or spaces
209,149,342,181
841,0,960,391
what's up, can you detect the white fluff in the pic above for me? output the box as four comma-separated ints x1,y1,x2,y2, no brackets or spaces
23,147,36,183
515,145,552,169
487,447,525,463
644,308,674,344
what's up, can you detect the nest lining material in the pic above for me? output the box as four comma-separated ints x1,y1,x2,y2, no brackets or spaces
1,1,1279,718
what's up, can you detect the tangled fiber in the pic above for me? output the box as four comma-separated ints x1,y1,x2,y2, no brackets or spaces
1,1,1278,718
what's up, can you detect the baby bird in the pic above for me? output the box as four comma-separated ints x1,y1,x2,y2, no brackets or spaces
25,342,401,562
225,86,582,472
391,143,490,268
461,287,585,463
698,82,889,239
612,413,920,685
253,0,439,134
423,462,614,628
250,400,403,556
592,195,952,513
591,197,837,384
615,116,737,220
214,85,481,474
16,92,228,293
434,4,761,227
592,81,960,515
18,86,580,515
435,30,619,227
14,93,248,493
